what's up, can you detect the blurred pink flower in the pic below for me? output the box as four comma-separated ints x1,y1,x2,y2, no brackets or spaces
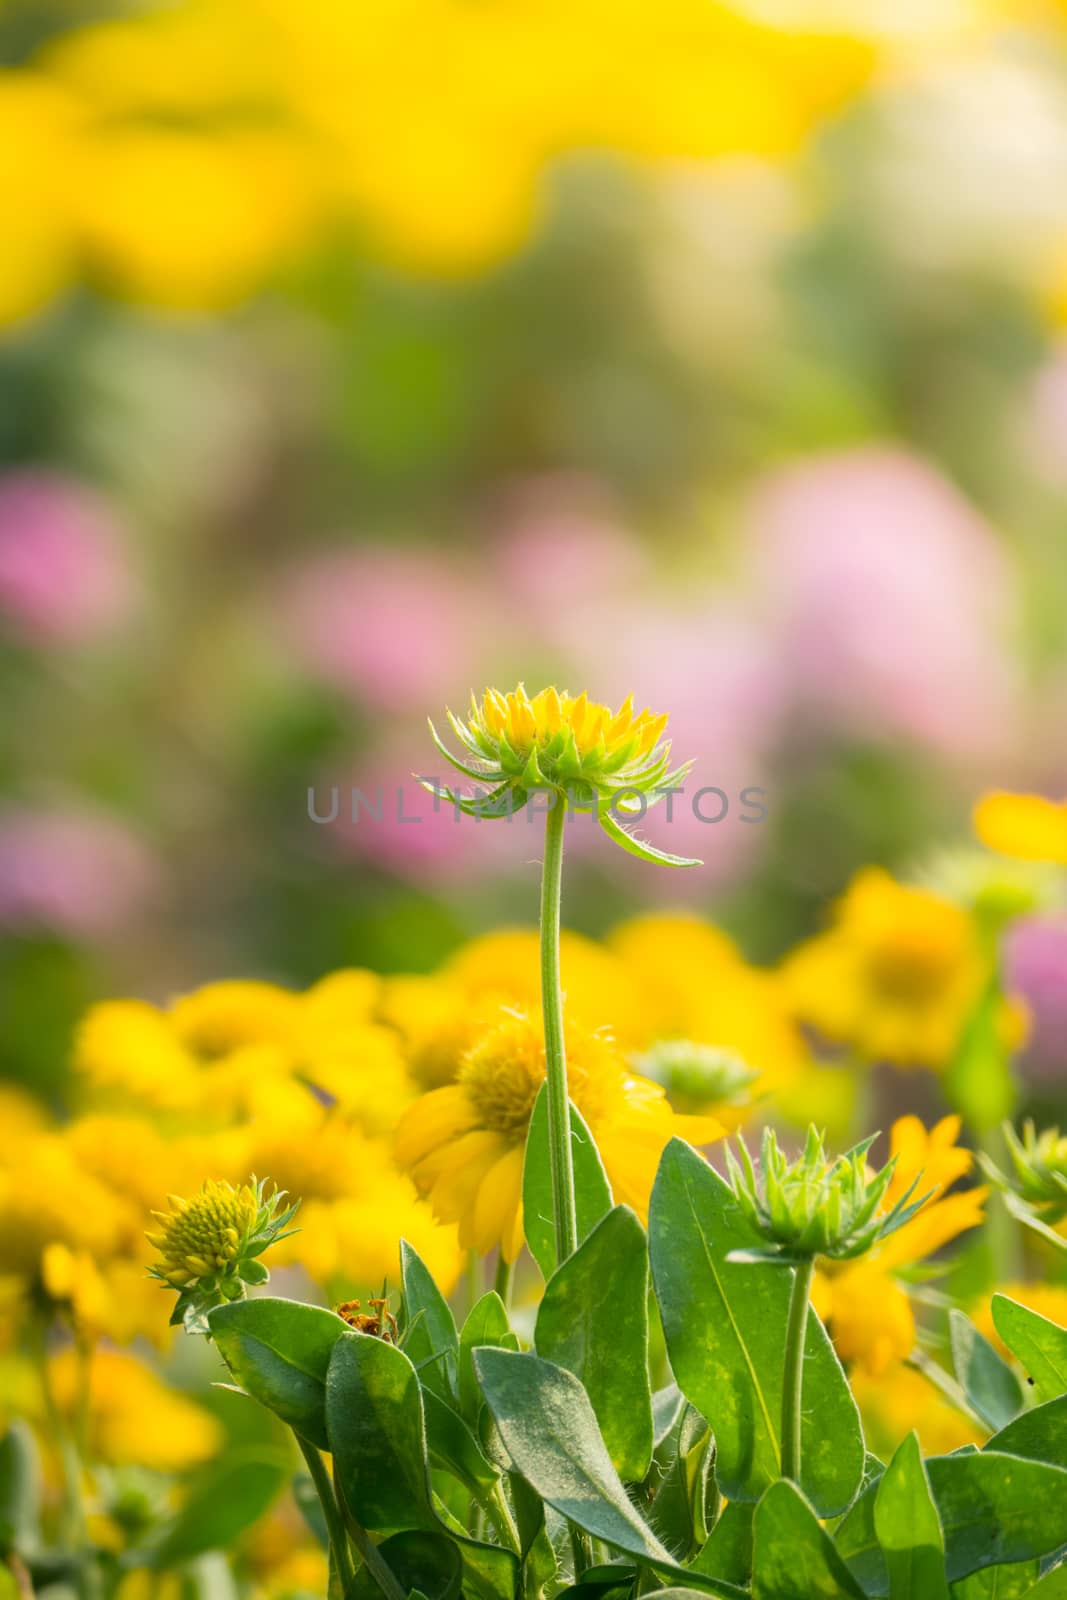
490,475,649,645
1005,915,1067,1080
0,808,159,939
280,547,482,713
0,470,134,645
311,739,514,886
747,447,1020,761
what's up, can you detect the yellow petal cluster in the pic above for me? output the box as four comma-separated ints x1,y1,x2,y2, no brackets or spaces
0,0,888,325
974,791,1067,866
395,1005,722,1261
815,1115,985,1377
781,867,1019,1069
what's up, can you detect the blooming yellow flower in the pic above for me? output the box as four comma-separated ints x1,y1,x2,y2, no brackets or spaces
73,999,203,1111
974,791,1067,866
167,979,301,1058
781,867,1001,1069
395,1006,722,1261
429,684,699,866
0,1133,131,1276
814,1115,986,1376
49,1347,222,1470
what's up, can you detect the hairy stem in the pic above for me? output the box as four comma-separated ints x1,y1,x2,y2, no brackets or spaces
294,1434,366,1600
493,1253,513,1309
540,795,578,1264
781,1256,814,1484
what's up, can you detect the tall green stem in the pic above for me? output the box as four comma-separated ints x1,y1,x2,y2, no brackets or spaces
781,1257,814,1484
493,1253,513,1309
540,795,578,1264
295,1434,390,1600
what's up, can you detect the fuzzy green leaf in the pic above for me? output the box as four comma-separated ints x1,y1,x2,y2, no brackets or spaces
752,1481,865,1599
401,1239,459,1404
535,1205,653,1481
208,1297,346,1449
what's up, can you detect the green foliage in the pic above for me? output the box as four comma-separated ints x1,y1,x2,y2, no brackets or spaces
992,1295,1067,1402
523,1087,612,1281
208,1297,347,1449
0,1424,39,1556
535,1205,654,1481
150,1448,289,1568
143,1130,1067,1600
949,1309,1026,1432
649,1137,864,1514
873,1433,950,1600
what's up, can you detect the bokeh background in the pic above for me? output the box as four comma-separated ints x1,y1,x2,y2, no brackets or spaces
1,0,1066,1102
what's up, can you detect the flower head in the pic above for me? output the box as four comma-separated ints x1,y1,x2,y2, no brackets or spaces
395,1006,722,1261
632,1039,758,1119
781,867,1009,1069
725,1124,932,1264
983,1122,1067,1241
147,1177,298,1333
427,684,700,867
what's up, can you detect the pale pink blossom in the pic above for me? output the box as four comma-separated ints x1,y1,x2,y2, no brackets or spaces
0,470,134,645
0,808,159,938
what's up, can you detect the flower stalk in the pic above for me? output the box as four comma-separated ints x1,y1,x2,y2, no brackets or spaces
780,1256,814,1483
540,794,578,1265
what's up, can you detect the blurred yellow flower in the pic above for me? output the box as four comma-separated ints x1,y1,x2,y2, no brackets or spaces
782,867,999,1068
850,1364,982,1460
396,1006,721,1260
609,912,811,1097
0,72,79,326
974,791,1067,866
168,980,300,1059
51,1348,222,1470
74,1000,202,1112
815,1115,986,1376
447,927,646,1043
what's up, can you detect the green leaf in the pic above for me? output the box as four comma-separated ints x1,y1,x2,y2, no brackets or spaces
291,1473,329,1551
401,1239,459,1405
459,1292,518,1424
688,1501,753,1588
992,1297,1067,1404
944,978,1016,1134
649,1138,865,1515
646,1404,717,1561
597,810,702,869
327,1332,518,1600
151,1448,288,1567
208,1298,346,1449
950,1310,1025,1432
752,1481,865,1599
0,1423,40,1554
350,1531,462,1600
535,1205,653,1481
950,1561,1040,1597
327,1331,437,1537
423,1389,500,1493
1026,1565,1067,1597
874,1433,950,1600
987,1396,1067,1469
836,1451,1067,1593
523,1087,612,1281
473,1348,745,1599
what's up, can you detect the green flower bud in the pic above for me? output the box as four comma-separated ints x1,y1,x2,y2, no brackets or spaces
724,1124,931,1265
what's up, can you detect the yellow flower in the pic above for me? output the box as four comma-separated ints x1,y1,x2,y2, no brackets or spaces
446,927,647,1045
395,1007,722,1261
782,867,996,1069
147,1178,262,1287
429,684,699,866
0,1133,131,1276
0,1085,50,1141
974,791,1067,866
73,999,202,1111
850,1364,982,1461
50,1347,222,1470
298,1024,415,1137
609,913,810,1094
168,980,301,1059
379,974,492,1088
815,1115,986,1376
